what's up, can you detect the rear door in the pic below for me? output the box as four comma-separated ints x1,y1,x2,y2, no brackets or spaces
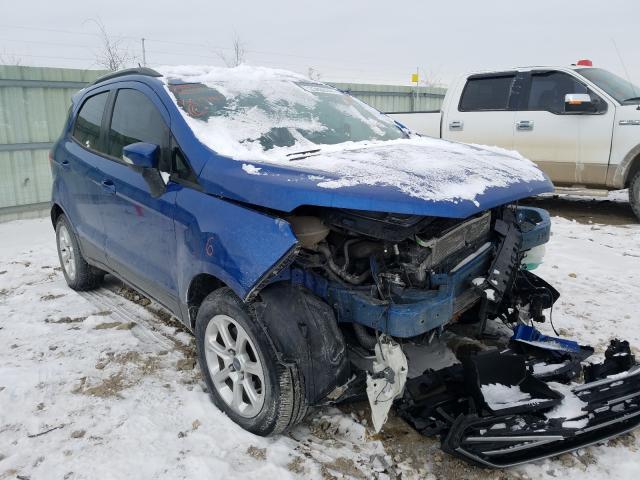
442,73,518,149
513,70,612,186
99,85,180,312
58,89,112,264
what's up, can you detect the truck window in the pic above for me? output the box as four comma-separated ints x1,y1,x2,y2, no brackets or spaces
459,75,515,111
527,71,587,113
72,92,109,152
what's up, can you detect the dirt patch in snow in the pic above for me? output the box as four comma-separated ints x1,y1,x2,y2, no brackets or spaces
523,194,636,225
94,321,137,330
74,351,160,398
45,316,86,324
247,445,267,461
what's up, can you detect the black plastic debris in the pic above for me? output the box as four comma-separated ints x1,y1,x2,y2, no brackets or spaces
398,341,640,468
584,339,635,383
464,351,563,416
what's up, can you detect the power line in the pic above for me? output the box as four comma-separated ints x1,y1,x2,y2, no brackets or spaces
0,22,414,71
0,51,95,62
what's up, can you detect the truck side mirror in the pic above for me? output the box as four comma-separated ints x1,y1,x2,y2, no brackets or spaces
564,93,594,113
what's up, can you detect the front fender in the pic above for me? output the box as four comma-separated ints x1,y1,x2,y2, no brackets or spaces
174,187,298,305
610,142,640,189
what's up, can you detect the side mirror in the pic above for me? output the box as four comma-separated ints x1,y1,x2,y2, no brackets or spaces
122,142,159,169
564,93,593,113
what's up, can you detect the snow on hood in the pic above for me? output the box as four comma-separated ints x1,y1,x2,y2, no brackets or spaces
263,137,547,205
158,65,549,207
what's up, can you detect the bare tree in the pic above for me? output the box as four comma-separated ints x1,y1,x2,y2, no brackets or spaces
217,33,246,67
418,67,446,89
86,18,135,71
307,67,322,81
0,50,22,66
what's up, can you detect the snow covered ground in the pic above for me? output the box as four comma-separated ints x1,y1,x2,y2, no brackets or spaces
1,213,639,480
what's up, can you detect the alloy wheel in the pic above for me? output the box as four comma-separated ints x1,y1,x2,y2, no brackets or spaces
204,314,266,417
57,224,76,281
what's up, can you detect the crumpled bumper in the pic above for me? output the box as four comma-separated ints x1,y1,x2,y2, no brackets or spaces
443,365,640,467
399,336,640,468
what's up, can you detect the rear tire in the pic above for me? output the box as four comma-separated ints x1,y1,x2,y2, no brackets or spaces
55,214,104,291
195,287,308,436
630,171,640,222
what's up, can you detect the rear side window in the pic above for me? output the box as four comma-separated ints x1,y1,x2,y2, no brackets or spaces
72,92,109,151
459,75,515,111
527,71,588,113
107,89,167,159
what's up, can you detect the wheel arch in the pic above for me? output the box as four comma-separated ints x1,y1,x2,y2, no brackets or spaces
253,282,350,405
612,143,640,189
50,203,65,229
626,154,640,188
186,273,226,329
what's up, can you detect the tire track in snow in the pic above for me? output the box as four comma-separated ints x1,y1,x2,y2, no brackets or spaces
79,288,177,352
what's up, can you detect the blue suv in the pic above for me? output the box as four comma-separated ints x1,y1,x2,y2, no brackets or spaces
51,66,587,454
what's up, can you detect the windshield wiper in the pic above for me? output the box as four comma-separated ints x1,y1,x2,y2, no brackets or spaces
286,148,321,161
622,96,640,104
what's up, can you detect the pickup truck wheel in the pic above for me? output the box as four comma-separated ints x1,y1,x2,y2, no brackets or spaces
55,214,104,291
195,287,308,436
630,171,640,221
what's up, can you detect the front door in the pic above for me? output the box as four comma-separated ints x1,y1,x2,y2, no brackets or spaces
513,70,612,186
99,85,180,312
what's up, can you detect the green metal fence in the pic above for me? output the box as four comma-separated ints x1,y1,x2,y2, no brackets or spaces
0,66,106,221
329,82,446,113
0,66,446,222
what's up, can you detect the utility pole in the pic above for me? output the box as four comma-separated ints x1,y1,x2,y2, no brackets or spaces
415,66,419,112
141,38,147,66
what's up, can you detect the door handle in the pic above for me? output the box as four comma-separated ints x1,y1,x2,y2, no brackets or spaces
60,160,70,168
101,179,116,194
516,120,534,131
449,120,464,131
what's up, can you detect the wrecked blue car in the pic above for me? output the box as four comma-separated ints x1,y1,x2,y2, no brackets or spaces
51,66,640,468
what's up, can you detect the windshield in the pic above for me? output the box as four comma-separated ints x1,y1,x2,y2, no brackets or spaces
164,68,405,158
577,67,640,104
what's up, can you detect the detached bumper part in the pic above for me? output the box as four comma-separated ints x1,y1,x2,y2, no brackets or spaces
443,365,640,467
399,338,640,468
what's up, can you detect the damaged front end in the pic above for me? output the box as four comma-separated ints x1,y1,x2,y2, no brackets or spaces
258,202,640,467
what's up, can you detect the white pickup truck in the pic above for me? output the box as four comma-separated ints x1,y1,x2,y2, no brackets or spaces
388,64,640,220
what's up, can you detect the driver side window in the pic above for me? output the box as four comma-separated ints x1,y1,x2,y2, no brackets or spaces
107,89,168,168
527,71,601,114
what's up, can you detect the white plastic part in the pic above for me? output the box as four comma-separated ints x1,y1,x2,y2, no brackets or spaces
366,336,408,432
522,244,546,271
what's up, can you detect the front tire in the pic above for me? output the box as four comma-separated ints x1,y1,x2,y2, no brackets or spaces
195,287,308,436
630,170,640,222
55,214,103,291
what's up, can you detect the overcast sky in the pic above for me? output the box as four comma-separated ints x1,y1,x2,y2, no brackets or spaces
1,0,638,87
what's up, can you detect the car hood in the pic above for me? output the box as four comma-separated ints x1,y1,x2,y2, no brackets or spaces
197,137,553,219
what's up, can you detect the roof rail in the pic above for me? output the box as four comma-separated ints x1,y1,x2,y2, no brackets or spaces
90,67,162,86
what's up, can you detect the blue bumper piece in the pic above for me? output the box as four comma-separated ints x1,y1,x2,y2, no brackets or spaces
517,206,551,251
512,324,581,353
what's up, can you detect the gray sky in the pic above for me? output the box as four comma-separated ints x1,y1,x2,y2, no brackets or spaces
1,0,638,87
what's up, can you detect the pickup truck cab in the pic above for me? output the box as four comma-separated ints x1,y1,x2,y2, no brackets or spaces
389,64,640,219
